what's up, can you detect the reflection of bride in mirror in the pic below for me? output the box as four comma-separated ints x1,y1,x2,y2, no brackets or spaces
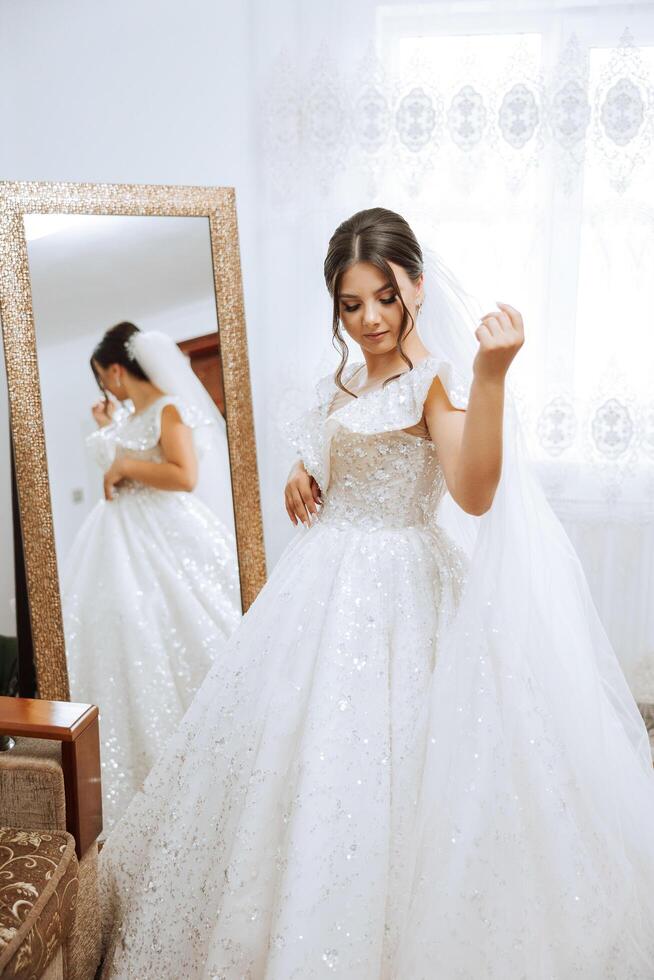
62,320,241,833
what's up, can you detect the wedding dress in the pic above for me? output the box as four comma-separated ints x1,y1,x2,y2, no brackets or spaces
97,351,654,978
63,393,242,833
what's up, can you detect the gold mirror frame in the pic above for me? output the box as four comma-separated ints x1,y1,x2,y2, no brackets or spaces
0,180,267,701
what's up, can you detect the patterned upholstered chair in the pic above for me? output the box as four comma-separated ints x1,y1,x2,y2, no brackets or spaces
0,826,79,980
0,699,103,980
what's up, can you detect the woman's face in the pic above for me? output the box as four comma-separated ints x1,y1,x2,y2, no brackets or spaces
337,260,423,357
92,360,126,401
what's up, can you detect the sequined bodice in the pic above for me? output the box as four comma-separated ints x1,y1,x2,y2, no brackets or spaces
319,428,445,531
113,398,170,464
85,396,187,491
285,355,459,534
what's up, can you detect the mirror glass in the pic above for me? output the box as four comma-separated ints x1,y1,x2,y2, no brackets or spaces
23,214,243,831
0,338,19,698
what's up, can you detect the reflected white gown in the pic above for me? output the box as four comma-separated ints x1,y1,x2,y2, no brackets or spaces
98,360,654,979
63,395,241,833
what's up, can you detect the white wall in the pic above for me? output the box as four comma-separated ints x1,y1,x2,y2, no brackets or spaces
0,0,274,630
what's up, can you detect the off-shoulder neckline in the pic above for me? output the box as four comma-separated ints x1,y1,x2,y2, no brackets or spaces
326,354,438,418
349,353,435,389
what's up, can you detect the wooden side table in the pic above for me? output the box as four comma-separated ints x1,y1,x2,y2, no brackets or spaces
0,696,103,857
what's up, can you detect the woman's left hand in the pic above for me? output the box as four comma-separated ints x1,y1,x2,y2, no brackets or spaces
473,301,524,384
104,459,126,501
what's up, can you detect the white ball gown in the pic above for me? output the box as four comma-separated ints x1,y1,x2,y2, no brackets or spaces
63,394,242,833
98,358,654,979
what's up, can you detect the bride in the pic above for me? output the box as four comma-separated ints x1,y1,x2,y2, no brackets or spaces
62,321,241,832
98,209,654,978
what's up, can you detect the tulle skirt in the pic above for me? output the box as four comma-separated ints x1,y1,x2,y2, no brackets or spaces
62,485,241,832
98,518,465,978
98,510,654,978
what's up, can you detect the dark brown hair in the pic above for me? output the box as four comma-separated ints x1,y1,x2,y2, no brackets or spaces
90,321,149,395
323,207,423,394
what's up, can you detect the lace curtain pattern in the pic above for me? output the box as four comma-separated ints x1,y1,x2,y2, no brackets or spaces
261,28,654,199
252,1,654,694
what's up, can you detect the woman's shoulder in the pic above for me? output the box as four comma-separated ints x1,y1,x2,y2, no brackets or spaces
138,394,192,424
145,394,181,414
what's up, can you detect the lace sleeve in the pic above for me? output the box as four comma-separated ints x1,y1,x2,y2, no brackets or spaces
282,405,327,486
280,371,336,488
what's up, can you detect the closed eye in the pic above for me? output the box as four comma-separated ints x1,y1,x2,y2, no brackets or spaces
342,294,398,314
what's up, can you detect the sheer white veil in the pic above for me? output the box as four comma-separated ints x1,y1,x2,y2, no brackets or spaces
416,240,650,762
128,330,236,537
392,239,654,973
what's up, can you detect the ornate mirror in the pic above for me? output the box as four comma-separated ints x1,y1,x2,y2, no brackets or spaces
0,181,266,828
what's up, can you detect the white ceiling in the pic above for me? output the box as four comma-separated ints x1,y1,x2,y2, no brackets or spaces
24,214,219,346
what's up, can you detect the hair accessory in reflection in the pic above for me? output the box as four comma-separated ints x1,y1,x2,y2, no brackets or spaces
124,331,140,362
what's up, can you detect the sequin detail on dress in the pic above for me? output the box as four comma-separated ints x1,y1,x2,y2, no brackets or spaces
62,396,241,834
97,362,470,979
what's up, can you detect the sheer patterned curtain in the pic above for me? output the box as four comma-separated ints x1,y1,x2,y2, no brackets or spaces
251,0,654,697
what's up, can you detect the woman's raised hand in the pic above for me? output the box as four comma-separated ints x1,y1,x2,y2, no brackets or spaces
92,399,115,428
473,301,525,384
285,460,322,527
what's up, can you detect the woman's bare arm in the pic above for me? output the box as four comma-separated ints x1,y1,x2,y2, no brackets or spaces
424,301,524,516
103,404,198,500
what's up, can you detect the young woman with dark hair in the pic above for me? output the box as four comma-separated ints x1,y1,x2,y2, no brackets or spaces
62,321,241,833
98,211,654,979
